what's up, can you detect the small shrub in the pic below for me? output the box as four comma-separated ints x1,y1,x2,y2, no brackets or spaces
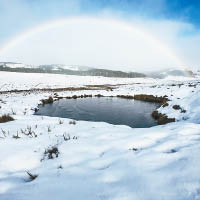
58,165,63,169
162,102,169,108
59,119,64,125
20,126,37,138
167,149,177,153
47,125,51,132
1,129,7,137
11,109,16,115
129,148,138,151
13,132,20,139
95,94,104,97
69,120,76,125
72,95,78,99
0,114,14,123
63,133,70,141
152,110,161,120
152,110,175,125
44,146,59,160
172,105,181,110
181,109,186,113
41,96,54,105
157,114,175,125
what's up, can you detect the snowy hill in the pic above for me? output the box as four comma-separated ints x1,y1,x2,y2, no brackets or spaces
0,62,34,69
0,62,197,79
146,68,195,78
0,62,145,78
38,64,92,71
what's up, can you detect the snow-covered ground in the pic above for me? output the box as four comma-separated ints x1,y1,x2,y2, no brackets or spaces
0,71,154,91
0,62,34,69
0,71,200,200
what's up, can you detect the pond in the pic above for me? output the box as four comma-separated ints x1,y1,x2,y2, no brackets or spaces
35,97,159,128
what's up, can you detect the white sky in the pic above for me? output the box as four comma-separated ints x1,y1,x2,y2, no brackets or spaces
0,17,199,72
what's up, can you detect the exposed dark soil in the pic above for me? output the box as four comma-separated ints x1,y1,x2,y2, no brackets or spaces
0,85,115,95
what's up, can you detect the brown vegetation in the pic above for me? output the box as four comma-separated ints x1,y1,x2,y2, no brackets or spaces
0,114,14,123
85,84,114,90
95,94,104,97
172,105,187,113
44,146,59,160
152,110,175,125
172,105,181,110
133,94,168,105
116,95,134,99
69,120,76,125
41,96,54,105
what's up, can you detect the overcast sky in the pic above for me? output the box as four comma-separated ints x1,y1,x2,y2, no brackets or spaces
0,0,199,72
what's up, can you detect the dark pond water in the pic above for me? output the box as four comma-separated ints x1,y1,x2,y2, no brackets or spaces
35,97,159,128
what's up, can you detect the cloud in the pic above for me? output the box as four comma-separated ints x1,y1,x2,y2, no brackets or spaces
126,17,200,69
0,17,189,71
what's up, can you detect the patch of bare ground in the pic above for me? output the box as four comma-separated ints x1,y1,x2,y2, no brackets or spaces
0,85,116,94
84,84,115,91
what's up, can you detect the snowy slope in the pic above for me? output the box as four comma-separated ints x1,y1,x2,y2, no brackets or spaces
0,71,200,200
0,62,34,69
146,68,195,79
43,64,91,71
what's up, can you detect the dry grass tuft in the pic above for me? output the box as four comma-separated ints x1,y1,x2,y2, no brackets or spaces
69,120,76,125
44,146,59,160
0,114,14,123
41,96,54,105
26,171,38,181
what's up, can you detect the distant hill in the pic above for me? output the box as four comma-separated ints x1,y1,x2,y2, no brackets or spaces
0,62,146,78
1,62,194,79
145,68,195,78
0,62,34,69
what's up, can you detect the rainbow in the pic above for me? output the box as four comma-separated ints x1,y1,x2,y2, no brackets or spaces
0,16,191,76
